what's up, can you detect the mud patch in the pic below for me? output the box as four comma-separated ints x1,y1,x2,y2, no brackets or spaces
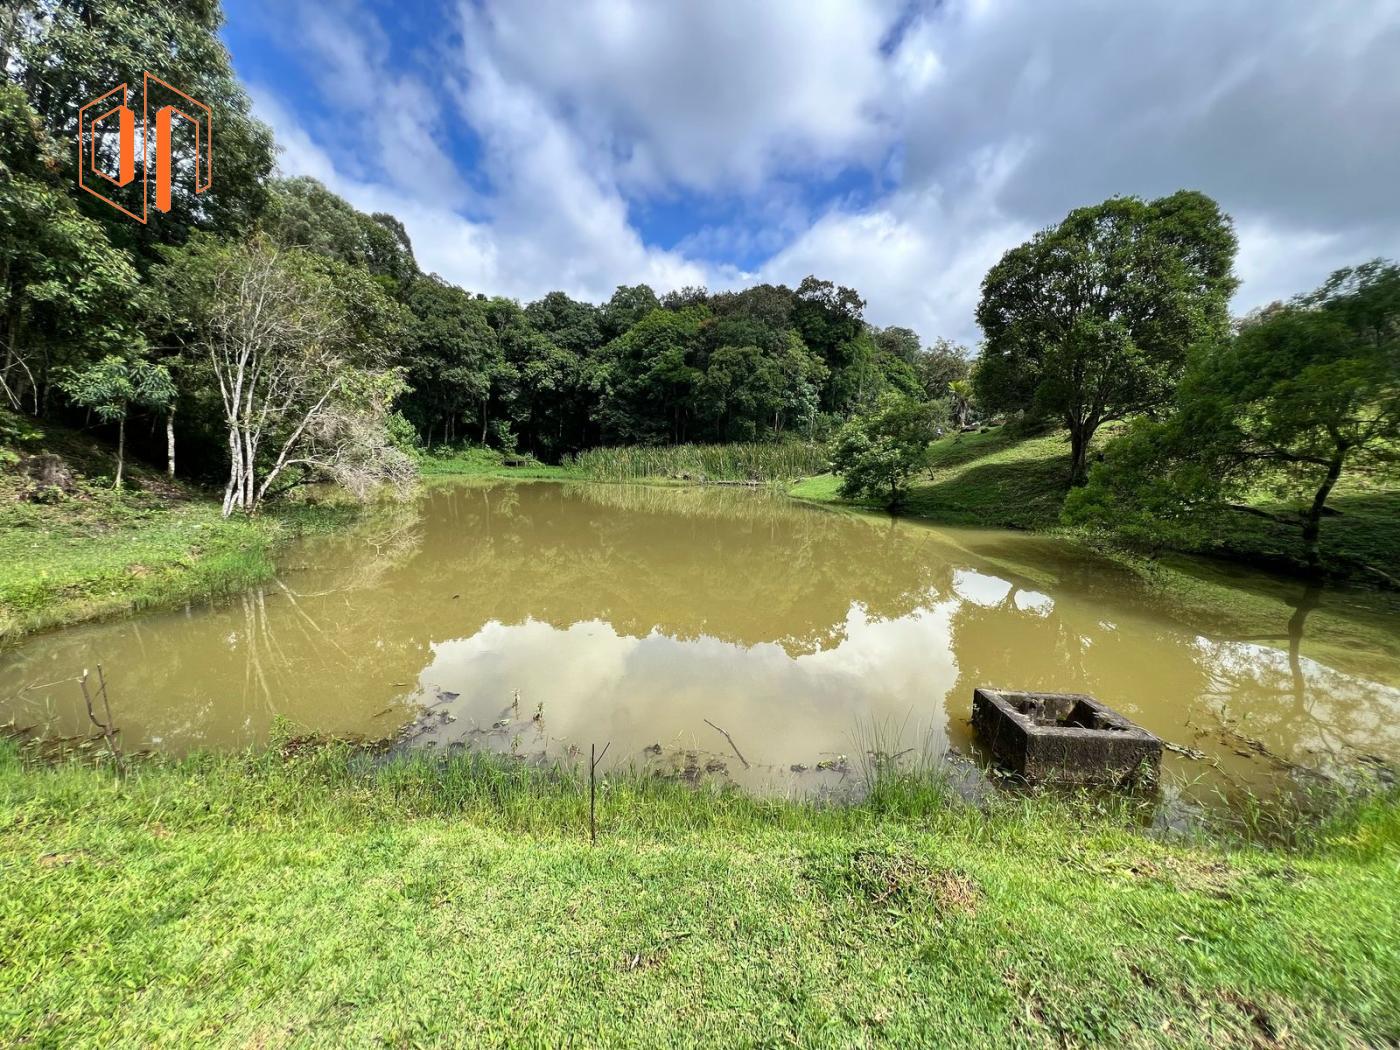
832,849,981,915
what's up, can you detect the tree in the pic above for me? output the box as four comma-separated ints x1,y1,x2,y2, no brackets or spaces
264,177,417,290
975,191,1238,484
155,236,412,516
58,354,174,488
948,379,976,429
874,325,923,365
9,0,275,253
0,85,145,413
1067,260,1400,576
829,395,945,508
594,307,705,444
400,275,497,446
912,338,972,402
600,284,661,341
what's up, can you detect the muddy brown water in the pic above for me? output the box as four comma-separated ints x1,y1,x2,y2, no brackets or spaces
3,481,1398,796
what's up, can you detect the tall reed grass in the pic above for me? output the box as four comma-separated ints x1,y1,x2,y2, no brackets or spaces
566,442,828,483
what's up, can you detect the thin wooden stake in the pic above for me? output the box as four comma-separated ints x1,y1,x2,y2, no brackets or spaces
589,741,610,845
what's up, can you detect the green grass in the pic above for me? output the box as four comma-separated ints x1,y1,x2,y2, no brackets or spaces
416,445,581,480
420,441,829,486
0,412,354,642
791,423,1400,581
792,426,1079,531
1,740,1396,1047
568,441,828,484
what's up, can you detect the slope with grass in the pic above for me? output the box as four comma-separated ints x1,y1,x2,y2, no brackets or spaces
0,741,1396,1047
0,411,350,642
791,424,1400,582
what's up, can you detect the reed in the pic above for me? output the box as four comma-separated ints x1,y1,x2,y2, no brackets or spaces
567,441,828,483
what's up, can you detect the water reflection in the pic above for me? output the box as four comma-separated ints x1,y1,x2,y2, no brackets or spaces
2,481,1397,795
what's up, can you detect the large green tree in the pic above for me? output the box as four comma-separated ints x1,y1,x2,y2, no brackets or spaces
264,178,418,291
1067,260,1400,576
6,0,275,255
0,84,144,414
400,275,498,447
975,191,1238,484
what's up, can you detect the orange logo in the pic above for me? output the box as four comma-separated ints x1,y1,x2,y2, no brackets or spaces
78,72,212,222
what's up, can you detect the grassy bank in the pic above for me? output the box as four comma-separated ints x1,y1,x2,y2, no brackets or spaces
416,445,581,480
1,740,1396,1047
0,413,352,642
791,424,1400,581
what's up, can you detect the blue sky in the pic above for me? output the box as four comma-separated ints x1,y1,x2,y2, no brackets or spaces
221,0,1400,345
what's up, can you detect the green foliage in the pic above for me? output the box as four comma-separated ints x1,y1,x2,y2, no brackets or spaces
829,395,946,507
263,177,418,289
1069,259,1400,574
0,85,146,413
58,355,173,424
976,190,1238,482
9,0,275,249
569,441,827,483
911,337,972,402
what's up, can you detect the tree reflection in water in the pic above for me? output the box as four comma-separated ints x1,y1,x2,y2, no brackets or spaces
1,482,1396,796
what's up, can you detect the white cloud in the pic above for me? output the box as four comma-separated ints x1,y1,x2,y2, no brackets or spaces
457,0,904,194
245,0,1400,342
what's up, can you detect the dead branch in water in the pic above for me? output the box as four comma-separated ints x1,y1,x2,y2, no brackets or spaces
703,719,750,769
79,665,123,775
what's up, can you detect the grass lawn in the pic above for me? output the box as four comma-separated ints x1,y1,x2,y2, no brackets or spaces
792,427,1080,531
0,412,353,642
1,741,1397,1048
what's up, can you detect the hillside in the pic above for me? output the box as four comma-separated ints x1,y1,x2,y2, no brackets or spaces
792,424,1400,583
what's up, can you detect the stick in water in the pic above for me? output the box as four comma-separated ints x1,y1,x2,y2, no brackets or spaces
703,719,750,769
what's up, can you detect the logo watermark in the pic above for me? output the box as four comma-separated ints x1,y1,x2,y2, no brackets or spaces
78,72,212,222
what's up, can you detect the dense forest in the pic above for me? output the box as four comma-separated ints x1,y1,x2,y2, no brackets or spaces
2,0,1394,563
0,1,970,505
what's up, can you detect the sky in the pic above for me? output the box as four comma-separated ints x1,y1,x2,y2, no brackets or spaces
221,0,1400,346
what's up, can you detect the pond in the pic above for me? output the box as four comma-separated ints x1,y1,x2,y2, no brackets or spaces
3,480,1398,796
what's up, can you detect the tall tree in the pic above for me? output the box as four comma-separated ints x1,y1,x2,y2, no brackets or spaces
912,338,972,403
155,236,412,515
975,191,1238,483
400,275,497,446
8,0,276,254
0,84,144,413
264,177,417,290
1067,260,1400,576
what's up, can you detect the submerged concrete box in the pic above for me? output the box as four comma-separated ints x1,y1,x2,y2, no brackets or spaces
972,688,1162,787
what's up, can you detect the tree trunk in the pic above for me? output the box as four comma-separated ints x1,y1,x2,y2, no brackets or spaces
166,406,176,479
1301,448,1346,573
114,417,125,490
1067,420,1092,486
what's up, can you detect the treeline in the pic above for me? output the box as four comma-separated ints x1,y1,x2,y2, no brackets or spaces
3,1,1393,555
1,1,971,516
